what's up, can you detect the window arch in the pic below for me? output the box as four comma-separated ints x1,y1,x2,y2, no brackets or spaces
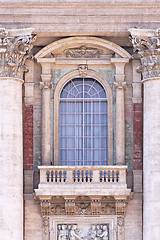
59,77,108,166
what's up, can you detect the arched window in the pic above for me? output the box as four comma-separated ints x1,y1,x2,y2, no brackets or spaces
59,77,108,166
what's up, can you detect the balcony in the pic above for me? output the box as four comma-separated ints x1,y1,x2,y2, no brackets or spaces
35,165,131,198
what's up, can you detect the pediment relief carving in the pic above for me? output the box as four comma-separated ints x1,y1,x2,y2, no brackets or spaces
35,37,131,62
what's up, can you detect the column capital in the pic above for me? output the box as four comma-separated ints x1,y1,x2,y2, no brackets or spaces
129,28,160,80
0,28,36,79
39,81,53,90
114,81,127,90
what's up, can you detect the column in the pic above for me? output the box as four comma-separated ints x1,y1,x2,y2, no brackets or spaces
130,28,160,240
39,63,52,165
111,58,129,165
0,28,35,240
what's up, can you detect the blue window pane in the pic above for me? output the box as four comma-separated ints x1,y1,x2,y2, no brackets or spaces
60,150,67,160
100,114,107,124
93,150,100,161
99,90,106,98
84,114,91,124
101,126,107,136
60,138,67,148
93,114,99,124
60,102,67,113
84,102,91,112
84,150,91,160
61,90,68,98
93,138,100,148
68,138,75,148
89,87,97,96
76,114,83,124
76,102,83,112
101,150,107,160
60,126,66,136
60,114,67,124
84,138,91,148
84,126,91,136
101,102,107,112
101,137,108,148
93,102,99,113
67,102,75,113
67,126,75,136
67,114,75,124
93,126,99,136
76,84,83,92
93,81,103,91
76,126,83,136
84,84,91,93
76,150,83,161
76,138,83,148
68,150,75,160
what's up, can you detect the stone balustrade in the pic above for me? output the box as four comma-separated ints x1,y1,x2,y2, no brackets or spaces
35,166,131,198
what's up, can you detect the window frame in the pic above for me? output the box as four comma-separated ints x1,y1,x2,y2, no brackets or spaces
54,70,113,166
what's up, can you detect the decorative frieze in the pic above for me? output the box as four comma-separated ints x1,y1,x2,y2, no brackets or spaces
130,28,160,79
39,196,128,217
41,199,51,216
64,46,102,58
0,28,36,78
65,199,75,215
115,200,126,215
91,199,101,215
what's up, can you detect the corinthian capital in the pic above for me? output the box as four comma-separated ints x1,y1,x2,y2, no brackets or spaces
0,28,36,79
129,28,160,79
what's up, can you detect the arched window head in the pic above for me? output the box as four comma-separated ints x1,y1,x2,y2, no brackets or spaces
59,77,108,166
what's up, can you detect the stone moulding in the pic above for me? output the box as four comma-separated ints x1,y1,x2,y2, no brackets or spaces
129,28,160,80
0,28,36,79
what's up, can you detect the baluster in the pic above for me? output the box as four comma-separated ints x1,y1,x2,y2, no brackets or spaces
116,170,119,182
55,170,58,182
63,171,66,182
59,171,62,182
108,170,111,182
89,171,93,182
112,170,115,182
73,170,76,182
46,171,50,182
77,170,80,182
99,170,103,182
104,170,106,182
85,171,88,182
81,171,84,182
51,171,54,182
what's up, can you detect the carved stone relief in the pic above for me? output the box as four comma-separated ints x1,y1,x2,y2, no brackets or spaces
0,28,36,78
50,216,117,240
40,196,127,217
64,46,102,58
78,64,88,77
57,224,109,240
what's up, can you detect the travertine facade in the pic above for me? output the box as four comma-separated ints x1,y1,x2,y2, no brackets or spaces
0,1,160,240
